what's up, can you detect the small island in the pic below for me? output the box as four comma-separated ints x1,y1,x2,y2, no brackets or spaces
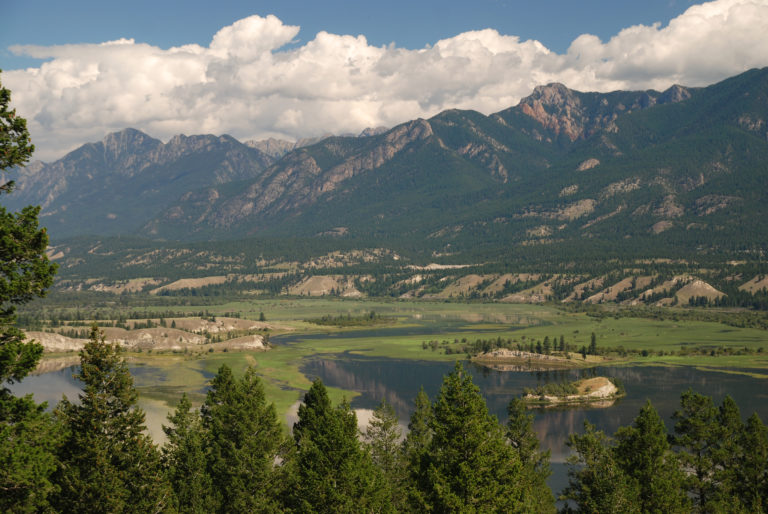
522,377,625,407
471,348,605,371
304,311,394,327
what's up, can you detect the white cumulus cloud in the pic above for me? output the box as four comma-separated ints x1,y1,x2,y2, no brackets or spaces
4,0,768,161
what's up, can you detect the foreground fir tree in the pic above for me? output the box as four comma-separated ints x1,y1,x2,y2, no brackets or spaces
364,399,406,509
0,70,59,512
672,389,720,508
402,386,433,511
709,395,745,509
162,393,216,513
562,422,641,514
507,397,555,510
200,365,284,513
53,325,170,513
419,362,548,512
0,393,61,513
614,400,690,513
736,413,768,512
288,378,388,513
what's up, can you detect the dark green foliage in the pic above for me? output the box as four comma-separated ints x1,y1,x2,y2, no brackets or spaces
54,325,169,513
563,422,641,513
507,398,555,511
0,71,59,513
0,205,56,383
0,393,61,513
710,395,744,508
672,389,720,508
736,413,768,512
507,398,544,465
0,71,56,386
305,311,392,327
402,386,433,510
565,401,694,513
288,379,387,513
0,70,34,180
417,362,546,512
565,390,768,513
672,391,759,511
523,381,579,397
162,393,215,513
201,365,284,513
364,399,407,509
613,400,690,513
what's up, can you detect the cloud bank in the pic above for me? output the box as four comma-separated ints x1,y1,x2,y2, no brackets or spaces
5,0,768,161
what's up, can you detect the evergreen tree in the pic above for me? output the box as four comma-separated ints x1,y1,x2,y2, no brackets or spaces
288,379,386,513
201,365,284,513
162,393,216,513
562,422,641,514
419,362,537,512
53,325,170,513
709,395,744,509
0,393,61,512
402,386,433,511
672,389,719,508
614,400,690,513
0,71,59,511
506,398,555,512
364,399,406,509
735,413,768,512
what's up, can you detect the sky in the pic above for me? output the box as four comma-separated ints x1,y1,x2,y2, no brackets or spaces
2,0,768,162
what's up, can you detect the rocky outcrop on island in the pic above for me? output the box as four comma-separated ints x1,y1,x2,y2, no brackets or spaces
523,377,624,407
473,349,570,366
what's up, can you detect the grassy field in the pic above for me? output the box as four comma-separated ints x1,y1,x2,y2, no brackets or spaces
39,298,768,425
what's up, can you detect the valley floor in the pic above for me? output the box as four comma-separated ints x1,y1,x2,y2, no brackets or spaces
32,298,768,424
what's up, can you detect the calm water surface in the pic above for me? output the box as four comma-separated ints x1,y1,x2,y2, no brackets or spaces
12,356,768,498
302,357,768,497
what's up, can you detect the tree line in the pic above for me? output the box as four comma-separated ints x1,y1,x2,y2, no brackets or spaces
2,326,554,512
3,324,768,512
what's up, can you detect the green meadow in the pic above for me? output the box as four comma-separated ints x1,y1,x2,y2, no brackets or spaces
85,298,768,422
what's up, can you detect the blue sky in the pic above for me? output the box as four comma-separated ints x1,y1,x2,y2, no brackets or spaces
1,0,702,70
2,0,767,161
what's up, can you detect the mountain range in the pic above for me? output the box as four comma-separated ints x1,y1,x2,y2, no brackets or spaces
6,67,768,262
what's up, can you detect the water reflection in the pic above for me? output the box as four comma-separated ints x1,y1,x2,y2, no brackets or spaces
8,365,83,406
7,364,205,445
302,356,768,497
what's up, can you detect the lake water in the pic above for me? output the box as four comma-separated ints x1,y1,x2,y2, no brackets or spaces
8,364,179,443
301,356,768,497
11,356,768,498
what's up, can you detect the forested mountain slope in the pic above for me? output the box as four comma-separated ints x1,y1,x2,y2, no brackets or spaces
4,129,276,236
6,68,768,261
142,68,768,259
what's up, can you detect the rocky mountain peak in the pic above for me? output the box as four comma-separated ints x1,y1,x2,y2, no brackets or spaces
246,137,296,159
385,118,433,145
514,81,693,142
101,128,161,164
359,126,389,137
527,83,581,108
659,84,692,104
517,84,587,141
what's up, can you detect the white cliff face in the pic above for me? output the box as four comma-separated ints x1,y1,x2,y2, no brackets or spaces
26,332,87,353
27,326,264,353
